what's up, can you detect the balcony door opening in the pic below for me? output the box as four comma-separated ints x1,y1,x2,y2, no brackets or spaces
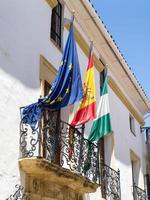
42,80,61,165
131,159,140,187
130,151,141,199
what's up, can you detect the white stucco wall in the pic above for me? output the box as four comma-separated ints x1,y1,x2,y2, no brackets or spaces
0,0,101,198
0,0,146,199
109,86,146,200
0,0,62,198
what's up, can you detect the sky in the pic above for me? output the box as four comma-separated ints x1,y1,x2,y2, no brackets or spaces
91,0,150,125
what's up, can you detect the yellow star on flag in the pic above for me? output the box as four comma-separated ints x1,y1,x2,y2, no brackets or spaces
69,64,73,70
66,88,70,94
57,96,63,102
50,100,55,104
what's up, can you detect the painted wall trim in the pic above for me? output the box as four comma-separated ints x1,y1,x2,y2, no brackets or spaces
64,0,150,113
45,0,58,8
40,55,57,97
81,0,150,111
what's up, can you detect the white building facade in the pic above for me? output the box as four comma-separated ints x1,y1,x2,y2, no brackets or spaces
0,0,150,200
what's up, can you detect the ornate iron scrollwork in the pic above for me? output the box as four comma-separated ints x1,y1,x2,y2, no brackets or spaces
20,107,41,158
100,163,121,200
59,122,100,183
133,183,146,200
19,108,100,184
6,185,30,200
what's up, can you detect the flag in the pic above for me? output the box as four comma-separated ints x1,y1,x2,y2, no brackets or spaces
21,22,83,129
88,75,112,142
71,47,96,126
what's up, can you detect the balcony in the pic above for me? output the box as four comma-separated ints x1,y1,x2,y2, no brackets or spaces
100,163,121,200
133,183,146,200
19,108,100,195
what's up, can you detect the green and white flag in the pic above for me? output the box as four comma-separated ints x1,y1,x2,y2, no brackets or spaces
88,76,112,141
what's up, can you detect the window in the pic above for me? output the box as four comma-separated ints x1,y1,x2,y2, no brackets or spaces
100,69,105,94
40,55,61,164
99,69,106,162
43,81,60,127
129,114,135,135
130,150,140,186
131,160,139,186
44,80,51,96
99,69,105,198
43,81,61,164
144,174,150,199
50,1,62,48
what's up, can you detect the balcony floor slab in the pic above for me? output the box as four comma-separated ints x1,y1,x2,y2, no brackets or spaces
19,157,99,194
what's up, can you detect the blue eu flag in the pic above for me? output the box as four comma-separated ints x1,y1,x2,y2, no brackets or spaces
22,23,83,129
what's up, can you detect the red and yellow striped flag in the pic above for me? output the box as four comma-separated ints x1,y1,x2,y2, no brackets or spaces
71,51,96,126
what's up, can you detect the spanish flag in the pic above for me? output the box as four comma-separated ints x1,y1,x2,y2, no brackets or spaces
71,46,96,126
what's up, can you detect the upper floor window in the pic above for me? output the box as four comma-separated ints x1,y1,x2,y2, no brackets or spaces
129,114,135,135
100,69,105,95
50,1,62,48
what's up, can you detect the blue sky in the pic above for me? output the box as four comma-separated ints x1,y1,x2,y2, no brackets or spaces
91,0,150,124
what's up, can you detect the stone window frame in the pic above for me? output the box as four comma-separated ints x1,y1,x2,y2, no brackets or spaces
40,55,57,97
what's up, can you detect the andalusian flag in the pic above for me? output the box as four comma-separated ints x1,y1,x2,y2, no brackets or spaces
71,45,96,126
88,75,112,141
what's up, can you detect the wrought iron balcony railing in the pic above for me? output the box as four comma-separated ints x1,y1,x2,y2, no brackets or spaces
19,108,100,184
145,174,150,200
133,183,146,200
100,163,121,200
6,185,30,200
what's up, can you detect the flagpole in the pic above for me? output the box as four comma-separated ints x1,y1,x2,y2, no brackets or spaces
104,64,108,76
70,11,75,26
80,40,93,139
80,42,93,173
89,41,94,57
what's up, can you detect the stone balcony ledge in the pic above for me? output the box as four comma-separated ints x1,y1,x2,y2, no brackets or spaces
19,157,99,194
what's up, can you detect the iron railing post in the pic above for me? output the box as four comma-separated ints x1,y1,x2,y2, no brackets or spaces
77,124,85,173
118,169,121,199
96,144,100,185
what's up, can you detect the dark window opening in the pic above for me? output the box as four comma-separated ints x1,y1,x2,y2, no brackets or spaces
129,114,135,135
50,1,62,48
99,69,106,198
100,69,105,93
43,81,61,164
145,174,150,199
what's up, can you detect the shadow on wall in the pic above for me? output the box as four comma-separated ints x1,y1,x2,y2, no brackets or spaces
0,0,52,89
0,47,40,89
0,48,39,88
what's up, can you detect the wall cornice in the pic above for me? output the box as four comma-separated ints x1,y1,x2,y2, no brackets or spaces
46,0,58,8
65,23,144,125
64,0,150,115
